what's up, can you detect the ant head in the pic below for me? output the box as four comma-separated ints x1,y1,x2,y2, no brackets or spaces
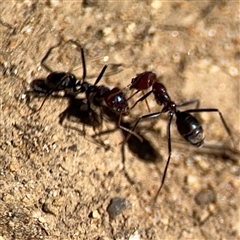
130,71,157,90
104,87,130,116
176,111,204,147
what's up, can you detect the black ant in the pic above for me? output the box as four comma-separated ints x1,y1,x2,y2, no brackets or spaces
123,71,232,203
28,40,142,140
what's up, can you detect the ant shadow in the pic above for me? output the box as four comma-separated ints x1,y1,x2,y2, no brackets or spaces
58,96,102,133
58,96,162,185
119,121,162,186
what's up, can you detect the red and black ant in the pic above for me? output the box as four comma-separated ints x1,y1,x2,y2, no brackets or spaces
123,71,232,203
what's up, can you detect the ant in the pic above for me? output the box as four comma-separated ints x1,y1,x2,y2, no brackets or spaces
28,39,141,140
123,71,232,203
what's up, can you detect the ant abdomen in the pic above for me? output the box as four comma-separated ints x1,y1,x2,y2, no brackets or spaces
46,72,77,91
30,79,49,93
30,72,78,94
176,111,204,147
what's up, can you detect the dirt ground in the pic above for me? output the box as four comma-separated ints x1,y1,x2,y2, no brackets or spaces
0,1,240,240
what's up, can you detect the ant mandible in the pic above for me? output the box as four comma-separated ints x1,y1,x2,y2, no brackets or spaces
124,71,232,203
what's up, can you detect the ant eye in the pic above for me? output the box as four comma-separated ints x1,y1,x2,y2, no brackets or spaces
116,95,122,103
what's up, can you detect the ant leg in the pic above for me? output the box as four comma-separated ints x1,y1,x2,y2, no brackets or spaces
84,65,109,133
68,41,86,82
127,90,151,112
61,40,86,86
25,90,45,111
153,114,174,203
130,90,153,110
143,90,151,113
80,47,86,82
120,140,140,186
117,112,143,142
119,125,143,142
85,65,108,112
120,111,164,145
93,65,108,86
184,108,232,137
41,41,62,73
177,99,200,109
126,89,140,101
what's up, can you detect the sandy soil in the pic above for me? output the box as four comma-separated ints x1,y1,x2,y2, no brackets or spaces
0,1,239,239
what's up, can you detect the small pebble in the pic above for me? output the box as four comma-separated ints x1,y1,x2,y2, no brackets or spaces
209,65,220,73
161,217,169,226
38,217,46,223
129,230,141,240
91,210,101,219
172,31,179,37
194,188,216,205
151,1,162,9
187,175,200,190
208,29,216,37
107,197,126,219
32,210,42,219
228,66,239,76
42,201,59,216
